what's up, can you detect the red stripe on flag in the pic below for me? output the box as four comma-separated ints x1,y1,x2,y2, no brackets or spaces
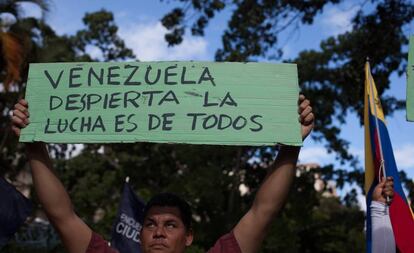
390,194,414,253
373,129,381,179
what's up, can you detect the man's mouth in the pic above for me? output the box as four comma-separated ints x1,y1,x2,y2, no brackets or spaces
150,242,168,249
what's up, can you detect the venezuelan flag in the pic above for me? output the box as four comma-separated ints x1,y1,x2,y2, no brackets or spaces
365,61,414,253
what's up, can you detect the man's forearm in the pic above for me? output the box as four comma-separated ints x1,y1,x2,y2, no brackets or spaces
234,95,313,253
27,143,75,220
251,146,300,221
234,146,300,253
13,101,93,253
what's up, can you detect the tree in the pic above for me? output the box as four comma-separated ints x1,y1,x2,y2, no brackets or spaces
71,9,135,61
295,0,412,163
159,1,413,249
0,3,83,179
0,7,135,252
161,0,414,166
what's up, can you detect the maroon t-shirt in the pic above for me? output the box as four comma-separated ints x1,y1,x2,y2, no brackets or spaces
86,233,118,253
207,231,242,253
86,231,241,253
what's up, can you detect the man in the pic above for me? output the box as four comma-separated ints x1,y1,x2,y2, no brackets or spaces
11,94,314,253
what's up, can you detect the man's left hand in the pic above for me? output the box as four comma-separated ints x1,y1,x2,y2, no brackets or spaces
298,94,314,141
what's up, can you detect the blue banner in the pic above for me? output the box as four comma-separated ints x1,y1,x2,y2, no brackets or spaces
111,181,145,253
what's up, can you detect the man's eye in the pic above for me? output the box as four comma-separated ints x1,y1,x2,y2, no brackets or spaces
166,223,176,229
145,222,155,228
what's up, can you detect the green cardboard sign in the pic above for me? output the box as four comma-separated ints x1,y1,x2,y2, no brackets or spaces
408,36,414,122
20,61,302,146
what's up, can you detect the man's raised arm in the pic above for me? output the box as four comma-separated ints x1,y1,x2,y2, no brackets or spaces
233,95,314,253
12,99,92,253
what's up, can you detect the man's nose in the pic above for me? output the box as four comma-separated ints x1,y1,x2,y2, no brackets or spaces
153,226,166,238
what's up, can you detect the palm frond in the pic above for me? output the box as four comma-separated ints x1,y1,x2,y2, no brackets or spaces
0,32,23,91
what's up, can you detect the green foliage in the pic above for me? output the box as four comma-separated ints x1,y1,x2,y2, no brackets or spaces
0,1,78,179
72,9,135,61
161,0,340,51
0,4,137,251
161,0,414,165
161,0,226,45
296,0,413,162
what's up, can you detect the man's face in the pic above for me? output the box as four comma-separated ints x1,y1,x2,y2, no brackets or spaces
140,206,193,253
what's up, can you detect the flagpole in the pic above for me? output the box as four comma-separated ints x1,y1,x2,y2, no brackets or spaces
366,58,387,182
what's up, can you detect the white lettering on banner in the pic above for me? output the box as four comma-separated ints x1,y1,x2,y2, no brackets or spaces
115,213,142,243
120,213,142,230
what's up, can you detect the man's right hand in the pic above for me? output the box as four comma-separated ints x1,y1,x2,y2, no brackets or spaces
11,99,30,137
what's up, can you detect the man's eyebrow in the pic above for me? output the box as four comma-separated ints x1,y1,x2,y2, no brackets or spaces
145,218,156,223
165,218,181,225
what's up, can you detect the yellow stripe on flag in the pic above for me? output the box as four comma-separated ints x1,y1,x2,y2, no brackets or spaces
365,62,385,122
364,62,374,193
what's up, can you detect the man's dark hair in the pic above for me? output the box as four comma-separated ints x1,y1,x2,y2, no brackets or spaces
143,192,192,230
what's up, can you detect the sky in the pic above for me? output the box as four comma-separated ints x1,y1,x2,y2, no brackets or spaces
19,0,414,180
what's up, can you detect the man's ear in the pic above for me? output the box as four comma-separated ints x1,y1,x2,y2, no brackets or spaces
185,229,194,246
